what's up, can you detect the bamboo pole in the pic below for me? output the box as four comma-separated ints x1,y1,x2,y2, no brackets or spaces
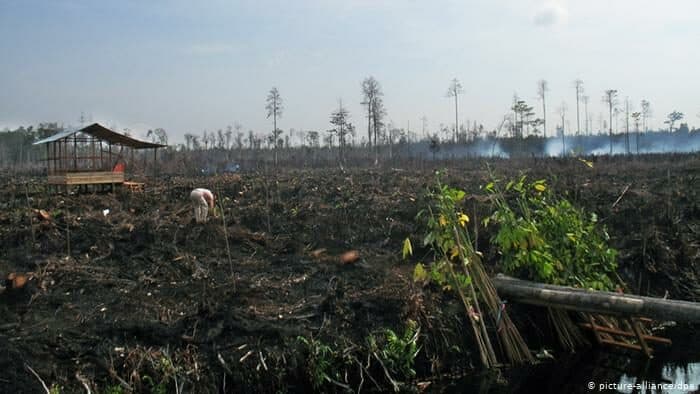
493,275,700,323
453,229,534,365
451,226,499,368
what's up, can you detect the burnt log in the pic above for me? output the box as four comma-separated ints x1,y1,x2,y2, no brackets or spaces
492,275,700,323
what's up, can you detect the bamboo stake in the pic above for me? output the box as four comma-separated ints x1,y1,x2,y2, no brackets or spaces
24,183,36,248
444,257,491,368
215,185,235,289
453,226,534,365
451,226,499,367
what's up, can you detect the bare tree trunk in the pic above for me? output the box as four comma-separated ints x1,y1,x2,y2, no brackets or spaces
609,103,613,155
454,94,459,143
625,99,630,154
542,95,547,139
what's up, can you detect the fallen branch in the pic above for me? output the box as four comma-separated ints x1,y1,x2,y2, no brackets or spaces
258,351,268,371
217,353,233,375
75,372,92,394
372,352,400,392
173,204,191,217
24,363,50,394
355,357,381,393
106,364,133,392
327,377,352,391
0,323,20,331
239,350,254,363
612,184,630,209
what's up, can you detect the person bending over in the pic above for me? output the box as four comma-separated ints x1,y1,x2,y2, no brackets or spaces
190,188,215,223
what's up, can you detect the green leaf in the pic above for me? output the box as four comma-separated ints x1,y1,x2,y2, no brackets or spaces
402,238,413,259
413,263,428,283
423,232,434,247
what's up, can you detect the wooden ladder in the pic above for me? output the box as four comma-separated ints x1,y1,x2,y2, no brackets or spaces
580,313,672,357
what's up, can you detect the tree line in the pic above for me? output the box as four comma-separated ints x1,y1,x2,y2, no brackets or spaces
2,76,699,171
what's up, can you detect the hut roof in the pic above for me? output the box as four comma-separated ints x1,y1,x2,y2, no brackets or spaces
33,123,166,149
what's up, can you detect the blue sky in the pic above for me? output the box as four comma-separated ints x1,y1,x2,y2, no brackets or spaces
1,0,699,143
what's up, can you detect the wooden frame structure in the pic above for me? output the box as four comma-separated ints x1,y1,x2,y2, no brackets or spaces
491,275,699,357
579,314,671,357
33,123,166,191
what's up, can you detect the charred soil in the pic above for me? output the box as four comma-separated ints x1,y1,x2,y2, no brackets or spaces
1,154,699,392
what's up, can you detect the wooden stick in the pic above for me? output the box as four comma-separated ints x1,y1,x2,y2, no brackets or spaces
629,318,652,358
598,338,649,353
24,183,36,247
239,350,254,363
612,184,630,208
372,352,400,392
25,364,50,394
217,353,233,375
578,323,672,344
75,372,92,394
587,314,602,345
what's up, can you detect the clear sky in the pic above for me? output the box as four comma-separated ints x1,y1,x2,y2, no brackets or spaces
1,0,699,143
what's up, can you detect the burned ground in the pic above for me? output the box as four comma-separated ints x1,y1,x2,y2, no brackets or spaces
1,154,699,392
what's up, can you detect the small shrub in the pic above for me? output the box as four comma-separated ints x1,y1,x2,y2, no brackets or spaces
368,320,421,380
415,172,475,295
297,336,350,390
484,175,618,290
104,385,124,394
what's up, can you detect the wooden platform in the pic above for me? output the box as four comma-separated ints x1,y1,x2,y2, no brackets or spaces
48,171,125,185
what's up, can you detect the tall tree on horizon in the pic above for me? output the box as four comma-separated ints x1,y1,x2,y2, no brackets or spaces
664,111,684,133
603,89,619,155
361,77,386,164
537,79,548,139
146,128,168,145
631,111,641,154
266,87,283,165
512,99,535,138
225,126,233,150
361,77,382,147
641,99,651,133
371,97,386,161
574,79,584,136
446,78,464,142
184,133,194,151
558,101,567,156
582,95,590,135
624,98,631,154
329,99,354,163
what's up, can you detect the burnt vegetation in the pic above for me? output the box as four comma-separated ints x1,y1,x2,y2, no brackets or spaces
0,151,699,392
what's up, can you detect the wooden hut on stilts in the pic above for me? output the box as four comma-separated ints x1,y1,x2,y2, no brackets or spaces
33,123,166,193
